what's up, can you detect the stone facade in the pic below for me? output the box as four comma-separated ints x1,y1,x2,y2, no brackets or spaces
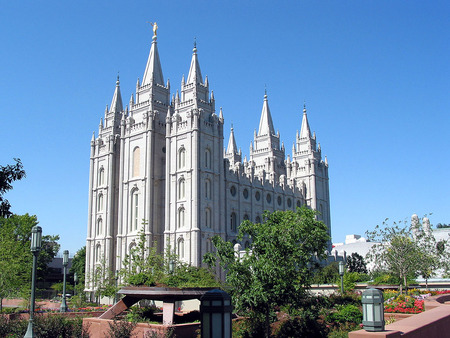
85,32,331,292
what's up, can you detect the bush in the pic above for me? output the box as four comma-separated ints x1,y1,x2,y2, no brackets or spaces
275,314,329,338
107,319,137,338
329,304,362,324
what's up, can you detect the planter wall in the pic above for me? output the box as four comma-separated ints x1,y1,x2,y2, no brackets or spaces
84,317,200,338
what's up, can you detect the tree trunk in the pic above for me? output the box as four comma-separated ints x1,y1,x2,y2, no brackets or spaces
265,306,270,338
0,297,2,312
403,275,407,295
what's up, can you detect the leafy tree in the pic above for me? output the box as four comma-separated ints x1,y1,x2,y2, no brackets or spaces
0,159,26,218
70,246,86,296
0,214,59,310
346,252,368,274
207,207,330,338
366,217,448,294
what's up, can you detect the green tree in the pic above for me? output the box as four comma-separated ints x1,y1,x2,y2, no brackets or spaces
366,217,447,294
0,159,26,218
0,214,59,310
346,252,368,274
207,207,329,338
70,246,86,296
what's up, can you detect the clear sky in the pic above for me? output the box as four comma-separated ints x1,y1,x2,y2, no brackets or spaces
1,1,449,255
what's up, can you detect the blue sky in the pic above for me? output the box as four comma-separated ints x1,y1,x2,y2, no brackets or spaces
1,1,449,255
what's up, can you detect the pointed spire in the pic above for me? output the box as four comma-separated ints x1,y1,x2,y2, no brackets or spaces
205,75,209,87
227,125,238,154
210,90,214,101
299,104,312,139
219,107,223,120
142,31,164,86
136,78,140,89
182,74,185,86
257,91,275,136
325,156,328,166
109,75,123,113
91,132,95,142
129,94,134,107
186,41,203,85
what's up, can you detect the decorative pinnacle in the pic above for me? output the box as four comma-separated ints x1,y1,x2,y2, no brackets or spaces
116,73,120,86
303,102,307,114
193,37,197,53
264,84,267,98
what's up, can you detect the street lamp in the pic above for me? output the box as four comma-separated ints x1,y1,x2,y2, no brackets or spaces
60,250,69,312
362,288,385,332
338,261,345,294
24,225,42,338
114,270,119,304
200,289,232,338
74,272,78,296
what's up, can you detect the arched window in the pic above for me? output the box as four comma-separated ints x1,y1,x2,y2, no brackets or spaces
132,147,140,177
178,178,185,199
255,216,261,223
206,238,212,253
205,208,211,228
297,200,301,208
131,190,139,231
205,179,211,199
97,193,103,212
205,148,211,169
98,167,105,186
95,244,101,262
178,238,185,259
178,147,186,169
97,219,102,235
230,212,237,232
178,207,185,228
243,214,249,221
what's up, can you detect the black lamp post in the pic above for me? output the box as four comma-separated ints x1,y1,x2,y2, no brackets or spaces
24,225,42,338
60,250,69,312
74,272,78,296
114,270,119,304
362,288,385,331
338,261,345,294
200,289,232,338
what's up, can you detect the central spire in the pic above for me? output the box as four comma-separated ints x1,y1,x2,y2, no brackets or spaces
142,26,164,86
299,104,312,139
186,41,203,85
257,91,275,136
109,75,123,113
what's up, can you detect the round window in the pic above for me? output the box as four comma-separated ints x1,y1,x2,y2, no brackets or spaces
243,189,249,199
277,196,282,206
255,191,260,201
287,198,292,208
230,186,237,196
266,194,272,203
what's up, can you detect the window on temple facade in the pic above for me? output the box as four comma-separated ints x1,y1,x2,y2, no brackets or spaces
97,193,103,212
178,178,185,199
205,208,211,228
178,238,185,258
97,219,102,235
132,147,140,177
230,212,237,232
205,179,211,199
98,167,104,186
205,148,211,169
178,207,185,228
178,147,186,169
131,190,139,231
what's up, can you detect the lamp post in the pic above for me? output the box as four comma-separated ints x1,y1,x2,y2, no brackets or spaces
114,270,119,304
60,250,69,312
338,261,345,294
362,288,385,332
200,289,232,338
74,272,78,296
24,225,42,338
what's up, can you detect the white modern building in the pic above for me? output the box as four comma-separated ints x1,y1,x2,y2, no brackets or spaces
85,29,331,292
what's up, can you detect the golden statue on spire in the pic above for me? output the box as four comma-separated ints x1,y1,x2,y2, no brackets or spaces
148,21,158,37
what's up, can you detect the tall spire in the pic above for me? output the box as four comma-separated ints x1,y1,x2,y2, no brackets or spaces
226,125,238,155
142,27,164,86
257,91,275,136
109,75,123,113
186,41,203,85
299,104,312,139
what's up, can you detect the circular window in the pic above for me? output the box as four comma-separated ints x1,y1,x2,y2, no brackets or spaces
297,200,301,208
255,191,260,201
277,196,282,206
230,186,236,196
243,189,249,199
243,214,249,220
287,198,292,208
255,216,261,223
266,194,272,203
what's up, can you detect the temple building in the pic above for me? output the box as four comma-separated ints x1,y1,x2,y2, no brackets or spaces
85,27,331,292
